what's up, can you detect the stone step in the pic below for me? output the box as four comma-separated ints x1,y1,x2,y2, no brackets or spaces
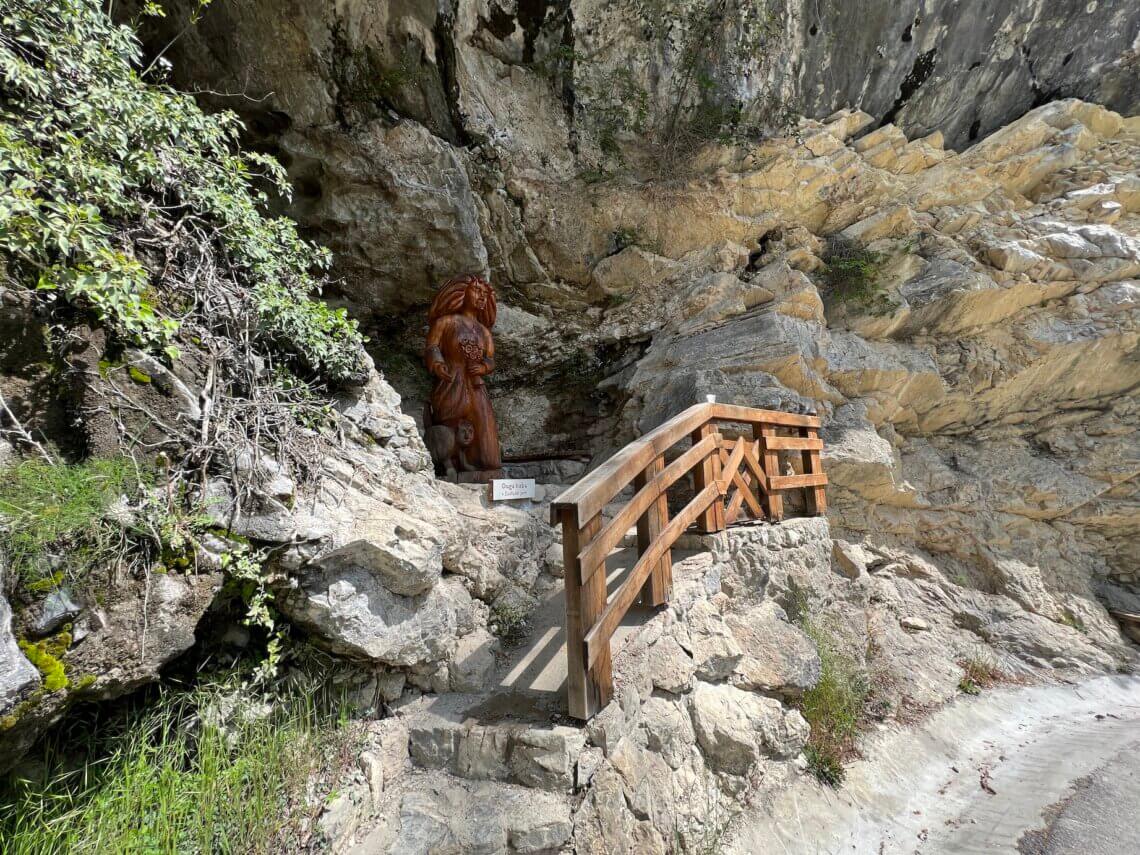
404,693,586,792
349,770,573,855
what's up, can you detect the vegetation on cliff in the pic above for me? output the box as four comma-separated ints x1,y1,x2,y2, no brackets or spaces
0,688,357,854
0,0,369,779
0,0,366,381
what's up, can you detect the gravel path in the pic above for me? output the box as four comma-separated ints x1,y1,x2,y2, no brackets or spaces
725,674,1140,854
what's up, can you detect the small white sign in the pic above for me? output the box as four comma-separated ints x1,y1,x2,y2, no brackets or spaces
492,478,536,501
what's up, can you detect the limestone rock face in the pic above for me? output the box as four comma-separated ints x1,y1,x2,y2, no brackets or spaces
280,121,490,315
310,508,444,598
131,0,1139,619
281,567,466,667
0,582,38,714
689,682,808,774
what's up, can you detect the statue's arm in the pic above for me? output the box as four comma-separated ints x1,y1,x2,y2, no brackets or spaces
424,319,451,380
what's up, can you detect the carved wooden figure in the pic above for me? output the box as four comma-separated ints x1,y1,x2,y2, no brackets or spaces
424,274,503,480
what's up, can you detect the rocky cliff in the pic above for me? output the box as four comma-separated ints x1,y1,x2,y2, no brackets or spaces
132,0,1138,608
2,1,1138,850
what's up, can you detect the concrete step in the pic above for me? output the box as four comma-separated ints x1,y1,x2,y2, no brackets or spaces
405,693,587,792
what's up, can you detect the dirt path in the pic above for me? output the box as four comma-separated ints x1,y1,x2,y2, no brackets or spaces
725,674,1140,854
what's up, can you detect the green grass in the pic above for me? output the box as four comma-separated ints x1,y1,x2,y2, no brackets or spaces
787,580,871,787
957,653,1004,696
0,458,140,588
0,689,355,855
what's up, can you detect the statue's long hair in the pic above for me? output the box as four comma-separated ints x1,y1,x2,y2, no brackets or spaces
427,273,497,329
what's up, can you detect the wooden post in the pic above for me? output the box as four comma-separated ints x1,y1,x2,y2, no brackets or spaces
634,455,672,607
691,423,725,533
802,426,827,515
562,511,611,720
757,425,784,521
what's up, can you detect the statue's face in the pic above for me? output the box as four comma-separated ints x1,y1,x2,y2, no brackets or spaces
466,285,488,313
457,421,475,446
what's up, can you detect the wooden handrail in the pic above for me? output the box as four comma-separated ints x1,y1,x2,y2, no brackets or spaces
577,432,720,578
583,481,721,668
551,402,828,720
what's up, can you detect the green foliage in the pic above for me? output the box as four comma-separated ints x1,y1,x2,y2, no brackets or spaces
0,458,137,587
18,631,70,692
577,66,650,159
610,227,642,252
821,236,891,313
789,581,870,788
219,543,284,685
1057,610,1087,633
0,689,355,854
0,688,47,731
0,0,365,381
804,744,845,787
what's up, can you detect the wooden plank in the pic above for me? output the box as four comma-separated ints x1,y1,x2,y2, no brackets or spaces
563,511,607,720
760,436,824,451
715,437,747,494
584,482,721,668
691,423,725,533
758,426,784,521
567,513,611,720
577,434,718,576
721,450,764,520
725,483,745,524
802,427,827,515
711,403,821,429
635,456,671,607
741,442,768,494
768,472,829,490
550,403,713,526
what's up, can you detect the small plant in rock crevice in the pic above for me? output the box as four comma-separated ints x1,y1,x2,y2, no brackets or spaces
820,235,892,313
957,653,1005,695
219,543,286,686
786,578,872,787
1056,610,1087,634
488,599,530,646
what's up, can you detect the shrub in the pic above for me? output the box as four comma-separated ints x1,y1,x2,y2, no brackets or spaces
0,689,356,854
0,0,366,380
820,235,890,312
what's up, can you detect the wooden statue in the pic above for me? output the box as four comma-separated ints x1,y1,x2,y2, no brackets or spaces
423,274,502,480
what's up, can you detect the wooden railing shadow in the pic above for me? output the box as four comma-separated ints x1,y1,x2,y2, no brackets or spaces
550,402,828,720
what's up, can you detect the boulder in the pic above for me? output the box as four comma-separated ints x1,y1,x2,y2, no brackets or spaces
726,602,821,698
310,505,444,597
688,682,807,775
1,588,39,714
648,635,697,695
280,568,468,667
679,600,743,681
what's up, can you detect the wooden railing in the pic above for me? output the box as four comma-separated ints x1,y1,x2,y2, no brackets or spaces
550,402,827,720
